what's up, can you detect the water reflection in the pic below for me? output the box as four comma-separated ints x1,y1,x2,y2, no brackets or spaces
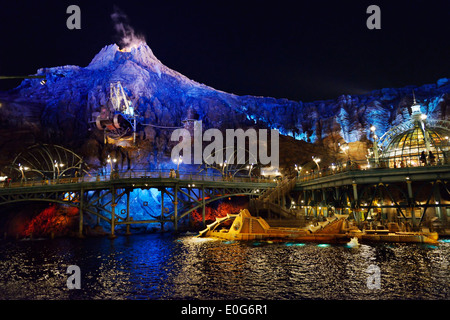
0,235,448,299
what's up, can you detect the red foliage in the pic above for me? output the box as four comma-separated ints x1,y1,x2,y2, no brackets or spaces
23,204,79,237
191,201,247,225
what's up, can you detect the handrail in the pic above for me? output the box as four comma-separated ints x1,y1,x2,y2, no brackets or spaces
297,162,450,183
0,169,275,189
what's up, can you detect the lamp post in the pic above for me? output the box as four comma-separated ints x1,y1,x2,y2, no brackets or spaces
219,160,227,177
294,164,302,178
18,163,28,182
173,155,182,178
370,125,379,167
107,155,117,177
54,160,64,180
341,144,350,161
246,163,254,177
312,157,321,172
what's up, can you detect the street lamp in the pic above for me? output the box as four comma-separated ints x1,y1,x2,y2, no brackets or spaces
294,164,302,178
218,160,227,176
341,144,350,161
246,163,254,177
18,163,29,182
312,157,321,172
54,160,64,179
370,125,379,166
173,155,183,177
107,155,117,172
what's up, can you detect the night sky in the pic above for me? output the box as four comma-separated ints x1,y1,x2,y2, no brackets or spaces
0,0,448,101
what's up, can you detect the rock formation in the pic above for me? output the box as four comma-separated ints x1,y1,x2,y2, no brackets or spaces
0,41,448,171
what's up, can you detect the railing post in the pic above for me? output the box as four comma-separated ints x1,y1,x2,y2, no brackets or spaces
202,185,206,227
406,179,416,228
78,187,84,238
160,188,165,232
109,186,117,239
173,184,178,231
125,190,131,235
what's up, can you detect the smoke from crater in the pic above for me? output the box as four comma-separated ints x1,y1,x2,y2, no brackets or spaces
111,6,146,50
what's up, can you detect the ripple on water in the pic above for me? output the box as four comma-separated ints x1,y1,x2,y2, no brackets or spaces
0,235,448,299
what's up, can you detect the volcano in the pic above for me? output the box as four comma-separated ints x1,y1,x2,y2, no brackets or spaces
0,41,448,171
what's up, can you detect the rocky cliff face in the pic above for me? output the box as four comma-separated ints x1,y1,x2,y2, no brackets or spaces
0,42,448,170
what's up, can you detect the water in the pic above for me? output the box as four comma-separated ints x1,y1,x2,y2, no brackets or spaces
0,234,449,300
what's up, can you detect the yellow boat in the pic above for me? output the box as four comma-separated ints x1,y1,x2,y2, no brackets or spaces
197,209,438,244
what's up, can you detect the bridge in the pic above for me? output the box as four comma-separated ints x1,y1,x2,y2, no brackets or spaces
293,164,450,232
0,170,276,237
1,162,448,238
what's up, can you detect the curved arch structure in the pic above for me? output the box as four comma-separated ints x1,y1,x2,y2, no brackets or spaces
9,144,86,180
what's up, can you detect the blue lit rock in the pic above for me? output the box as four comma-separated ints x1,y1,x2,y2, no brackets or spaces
0,42,448,168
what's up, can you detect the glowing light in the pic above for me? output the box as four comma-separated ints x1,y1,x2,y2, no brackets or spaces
317,244,330,248
411,103,422,113
117,42,143,52
284,242,306,247
22,204,78,237
173,156,183,164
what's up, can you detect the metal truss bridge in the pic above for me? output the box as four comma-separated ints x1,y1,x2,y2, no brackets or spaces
0,171,275,237
1,164,448,238
293,165,450,231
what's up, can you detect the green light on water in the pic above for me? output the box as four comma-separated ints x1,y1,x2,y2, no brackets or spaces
285,242,294,246
285,242,306,247
317,244,330,248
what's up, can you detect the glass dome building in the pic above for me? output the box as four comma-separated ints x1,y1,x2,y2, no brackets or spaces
373,97,450,168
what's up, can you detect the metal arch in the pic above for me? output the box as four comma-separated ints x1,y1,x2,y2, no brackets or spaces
9,144,85,179
200,145,259,177
426,119,450,132
378,121,415,148
379,119,450,149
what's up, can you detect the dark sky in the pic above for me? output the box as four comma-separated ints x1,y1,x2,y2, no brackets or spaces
0,0,448,101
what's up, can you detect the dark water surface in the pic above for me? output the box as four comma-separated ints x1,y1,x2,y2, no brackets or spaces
0,234,448,300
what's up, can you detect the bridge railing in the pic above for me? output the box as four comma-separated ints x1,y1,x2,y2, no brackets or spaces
0,169,274,189
297,159,450,182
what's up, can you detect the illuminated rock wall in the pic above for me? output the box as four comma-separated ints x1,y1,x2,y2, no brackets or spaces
0,42,448,170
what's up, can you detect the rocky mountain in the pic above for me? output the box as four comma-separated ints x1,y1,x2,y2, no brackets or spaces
0,41,448,171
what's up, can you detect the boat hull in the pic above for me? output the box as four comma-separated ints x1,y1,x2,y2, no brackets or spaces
198,209,439,244
357,232,438,244
207,230,351,243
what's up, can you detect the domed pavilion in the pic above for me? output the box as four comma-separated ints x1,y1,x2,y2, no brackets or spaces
370,95,450,168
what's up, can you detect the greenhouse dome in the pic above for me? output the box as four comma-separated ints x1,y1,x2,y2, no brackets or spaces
371,96,450,168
